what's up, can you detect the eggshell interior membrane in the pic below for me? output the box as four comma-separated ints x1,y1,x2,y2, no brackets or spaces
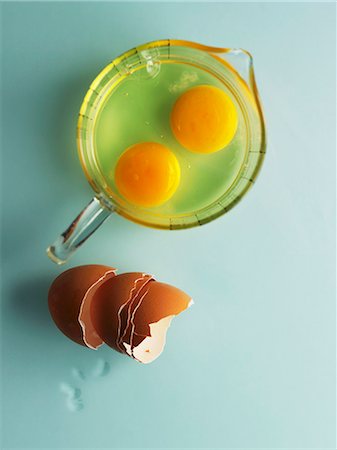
48,265,116,349
123,316,174,364
91,274,193,364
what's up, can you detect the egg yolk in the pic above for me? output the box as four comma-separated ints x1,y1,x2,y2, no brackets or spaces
170,85,238,154
115,142,180,207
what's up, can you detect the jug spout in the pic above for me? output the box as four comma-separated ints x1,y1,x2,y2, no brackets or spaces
207,45,265,128
169,41,261,105
203,48,259,103
222,49,253,82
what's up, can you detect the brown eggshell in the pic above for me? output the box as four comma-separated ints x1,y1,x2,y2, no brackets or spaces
124,281,192,363
91,273,192,363
128,281,192,338
48,265,116,349
90,272,154,353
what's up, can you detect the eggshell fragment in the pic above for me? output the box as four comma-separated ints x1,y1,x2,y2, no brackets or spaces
89,273,153,353
48,265,116,349
91,274,193,363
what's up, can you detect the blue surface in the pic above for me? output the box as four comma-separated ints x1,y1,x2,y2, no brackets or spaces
1,2,336,449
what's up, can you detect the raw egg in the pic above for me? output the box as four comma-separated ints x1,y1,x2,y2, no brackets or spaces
48,265,116,349
114,142,180,207
48,266,192,364
170,85,238,153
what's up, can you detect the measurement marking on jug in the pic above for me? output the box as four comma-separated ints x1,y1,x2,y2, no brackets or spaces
89,88,102,99
249,150,266,154
242,177,254,184
136,48,142,65
79,114,93,121
113,65,123,77
218,202,229,212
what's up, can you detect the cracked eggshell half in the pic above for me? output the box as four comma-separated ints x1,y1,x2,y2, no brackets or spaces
90,272,154,353
91,274,193,364
48,265,116,349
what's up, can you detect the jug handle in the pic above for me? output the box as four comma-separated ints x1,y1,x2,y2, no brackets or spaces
46,196,112,264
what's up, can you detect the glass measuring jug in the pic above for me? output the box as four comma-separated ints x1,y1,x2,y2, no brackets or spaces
47,39,266,264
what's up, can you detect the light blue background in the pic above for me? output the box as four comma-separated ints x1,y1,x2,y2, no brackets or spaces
1,2,336,449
